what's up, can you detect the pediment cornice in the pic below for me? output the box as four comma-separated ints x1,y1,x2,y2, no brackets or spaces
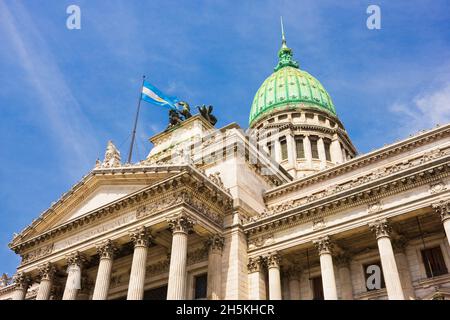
9,165,232,253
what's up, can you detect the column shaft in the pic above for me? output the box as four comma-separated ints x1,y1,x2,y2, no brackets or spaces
377,237,405,300
62,264,81,300
36,279,53,300
319,253,338,300
93,257,113,300
167,232,188,299
268,267,282,300
337,265,353,300
127,245,148,300
288,277,301,300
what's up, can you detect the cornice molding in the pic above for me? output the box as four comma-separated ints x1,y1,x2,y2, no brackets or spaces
265,124,450,199
10,169,233,254
245,154,450,236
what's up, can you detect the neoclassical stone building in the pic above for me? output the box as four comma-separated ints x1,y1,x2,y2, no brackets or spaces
1,35,450,301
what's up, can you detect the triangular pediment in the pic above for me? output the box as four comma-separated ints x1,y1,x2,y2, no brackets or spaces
11,166,185,245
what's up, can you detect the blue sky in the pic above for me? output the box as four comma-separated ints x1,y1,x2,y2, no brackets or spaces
0,0,449,275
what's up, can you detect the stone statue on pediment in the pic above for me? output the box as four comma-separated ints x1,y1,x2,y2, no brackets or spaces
101,140,121,168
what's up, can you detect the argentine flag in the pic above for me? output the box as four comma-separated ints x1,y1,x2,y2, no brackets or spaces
141,80,179,109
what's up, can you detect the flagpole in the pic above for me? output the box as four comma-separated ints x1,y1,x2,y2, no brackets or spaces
127,75,146,164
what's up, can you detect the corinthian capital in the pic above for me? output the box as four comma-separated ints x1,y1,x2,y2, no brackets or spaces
129,226,152,248
265,252,281,269
96,239,118,260
205,234,225,253
66,251,87,267
12,271,30,290
38,262,56,281
167,214,195,234
247,256,264,273
369,219,392,239
432,200,450,222
313,236,333,255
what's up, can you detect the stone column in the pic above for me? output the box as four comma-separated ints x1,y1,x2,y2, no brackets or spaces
62,251,86,300
304,135,312,167
167,214,195,300
392,238,415,300
369,220,405,300
93,240,117,300
36,262,56,300
286,266,301,300
266,252,282,300
12,272,30,300
206,235,224,300
127,227,152,300
247,257,266,300
286,134,296,169
330,138,343,163
335,254,353,300
432,200,450,247
314,236,338,300
317,137,327,168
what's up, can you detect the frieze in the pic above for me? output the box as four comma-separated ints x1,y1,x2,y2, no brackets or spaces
248,234,274,250
245,156,450,237
21,244,54,265
53,212,136,252
246,146,450,223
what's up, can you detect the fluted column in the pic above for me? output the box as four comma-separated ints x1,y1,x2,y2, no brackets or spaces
314,236,338,300
318,137,326,168
127,227,152,300
93,240,117,300
432,200,450,247
304,135,312,167
286,266,301,300
335,254,353,300
206,234,224,300
12,272,30,300
167,214,195,300
247,257,266,300
62,251,86,300
266,252,282,300
36,262,56,300
392,238,415,299
330,138,343,163
370,220,405,300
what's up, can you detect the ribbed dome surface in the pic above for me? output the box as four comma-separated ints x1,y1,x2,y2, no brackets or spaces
249,38,336,127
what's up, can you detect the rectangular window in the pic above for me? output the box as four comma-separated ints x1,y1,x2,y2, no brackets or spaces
266,142,273,158
295,136,304,158
194,273,208,299
310,137,319,159
324,139,331,161
278,114,288,121
280,137,288,160
421,246,448,278
363,261,385,291
311,277,324,300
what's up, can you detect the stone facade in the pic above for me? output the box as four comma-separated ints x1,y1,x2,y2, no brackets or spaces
2,34,450,300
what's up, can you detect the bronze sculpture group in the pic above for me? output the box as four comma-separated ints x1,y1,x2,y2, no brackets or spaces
167,102,217,129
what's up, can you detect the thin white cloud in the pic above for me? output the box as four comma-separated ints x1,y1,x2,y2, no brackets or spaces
0,2,100,177
390,82,450,135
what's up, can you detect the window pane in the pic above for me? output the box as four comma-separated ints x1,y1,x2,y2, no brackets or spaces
280,138,288,160
194,274,208,299
422,247,448,278
295,137,304,158
310,138,319,159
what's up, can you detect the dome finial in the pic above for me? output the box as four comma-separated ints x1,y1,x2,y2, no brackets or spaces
280,16,287,48
274,17,299,71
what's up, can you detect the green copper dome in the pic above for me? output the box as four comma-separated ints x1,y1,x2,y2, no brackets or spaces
249,35,336,127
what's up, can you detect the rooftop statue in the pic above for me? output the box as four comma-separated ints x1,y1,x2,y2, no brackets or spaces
197,104,217,126
178,101,192,120
99,140,122,168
